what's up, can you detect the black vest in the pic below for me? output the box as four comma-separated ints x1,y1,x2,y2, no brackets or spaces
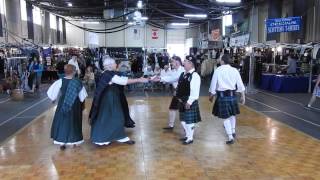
176,72,194,102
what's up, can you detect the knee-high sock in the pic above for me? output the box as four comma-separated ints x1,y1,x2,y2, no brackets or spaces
181,121,187,137
223,118,234,140
186,123,195,141
168,110,177,127
230,116,236,134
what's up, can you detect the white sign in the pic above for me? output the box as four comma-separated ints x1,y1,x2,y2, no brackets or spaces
230,34,250,47
88,32,99,45
151,29,159,39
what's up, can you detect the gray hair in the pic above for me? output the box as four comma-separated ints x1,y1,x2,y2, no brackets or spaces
103,56,116,71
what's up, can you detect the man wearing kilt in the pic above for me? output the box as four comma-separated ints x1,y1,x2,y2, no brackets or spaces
153,56,185,130
209,54,245,145
175,57,201,145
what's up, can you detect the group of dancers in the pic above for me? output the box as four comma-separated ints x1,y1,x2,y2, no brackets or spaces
47,53,245,150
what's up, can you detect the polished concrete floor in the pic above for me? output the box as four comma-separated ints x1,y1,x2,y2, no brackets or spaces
0,96,319,180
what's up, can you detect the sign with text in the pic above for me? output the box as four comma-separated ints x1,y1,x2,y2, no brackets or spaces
229,34,250,47
266,17,301,34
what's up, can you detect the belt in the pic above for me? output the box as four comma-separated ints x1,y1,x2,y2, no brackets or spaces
216,90,236,97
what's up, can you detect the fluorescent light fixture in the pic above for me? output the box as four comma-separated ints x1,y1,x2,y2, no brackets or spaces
137,0,143,9
216,0,241,3
80,21,100,24
184,14,207,18
222,11,232,15
171,22,189,26
141,16,148,20
67,2,72,7
128,22,136,25
134,16,148,20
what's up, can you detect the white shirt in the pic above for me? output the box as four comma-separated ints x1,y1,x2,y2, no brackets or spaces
109,75,128,85
185,68,201,105
160,66,185,88
68,59,81,75
209,64,245,95
47,79,88,102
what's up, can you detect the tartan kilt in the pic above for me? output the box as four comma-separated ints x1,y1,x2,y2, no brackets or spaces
169,96,179,110
213,96,240,119
314,86,320,97
179,101,201,124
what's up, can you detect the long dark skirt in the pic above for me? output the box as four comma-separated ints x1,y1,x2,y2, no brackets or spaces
90,86,127,143
51,79,83,145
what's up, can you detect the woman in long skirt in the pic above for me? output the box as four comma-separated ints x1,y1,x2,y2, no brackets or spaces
89,56,147,146
47,64,88,150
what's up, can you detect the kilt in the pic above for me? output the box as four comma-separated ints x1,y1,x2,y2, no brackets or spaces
314,86,320,97
169,96,179,110
179,100,201,124
213,95,240,119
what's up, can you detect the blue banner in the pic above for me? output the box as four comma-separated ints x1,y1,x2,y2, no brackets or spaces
266,17,301,33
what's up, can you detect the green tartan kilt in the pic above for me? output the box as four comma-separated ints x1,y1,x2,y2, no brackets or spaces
213,96,240,119
179,100,201,124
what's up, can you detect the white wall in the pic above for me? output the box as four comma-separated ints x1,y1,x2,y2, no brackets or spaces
66,22,168,48
66,22,85,47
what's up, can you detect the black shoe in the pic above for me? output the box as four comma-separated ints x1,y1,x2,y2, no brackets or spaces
60,145,66,150
179,137,187,141
123,140,135,145
163,127,174,130
183,140,193,145
304,105,311,109
232,133,236,138
226,139,234,145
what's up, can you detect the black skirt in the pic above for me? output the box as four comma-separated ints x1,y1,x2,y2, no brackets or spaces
169,96,180,110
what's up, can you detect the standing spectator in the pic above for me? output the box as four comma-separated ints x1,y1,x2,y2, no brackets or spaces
68,55,81,76
56,59,67,79
34,60,44,90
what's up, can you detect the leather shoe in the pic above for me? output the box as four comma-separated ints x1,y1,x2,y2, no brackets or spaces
60,145,66,150
232,133,236,138
182,140,193,145
226,139,234,145
179,137,187,141
123,140,135,145
163,127,174,130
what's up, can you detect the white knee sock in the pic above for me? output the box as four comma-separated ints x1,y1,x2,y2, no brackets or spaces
168,110,177,127
186,123,195,141
223,118,233,140
181,121,187,137
230,116,236,134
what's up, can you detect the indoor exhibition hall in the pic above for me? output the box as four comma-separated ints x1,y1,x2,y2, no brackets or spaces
0,0,320,179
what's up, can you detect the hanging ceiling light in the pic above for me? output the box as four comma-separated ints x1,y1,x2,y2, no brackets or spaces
67,2,73,7
80,21,100,24
171,22,190,26
184,14,207,18
216,0,241,3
